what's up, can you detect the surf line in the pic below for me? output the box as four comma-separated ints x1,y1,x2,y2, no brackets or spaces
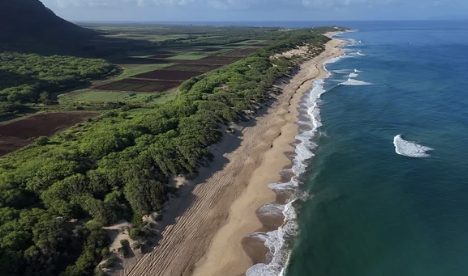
245,45,348,276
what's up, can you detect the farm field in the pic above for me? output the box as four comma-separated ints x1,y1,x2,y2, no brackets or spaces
58,90,178,105
0,112,98,156
168,53,208,60
113,63,174,80
113,57,172,65
95,78,182,92
133,69,202,81
88,30,267,96
221,48,259,57
103,33,189,42
175,56,242,65
164,64,222,72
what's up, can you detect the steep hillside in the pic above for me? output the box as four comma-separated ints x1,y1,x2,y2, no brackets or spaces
0,0,96,53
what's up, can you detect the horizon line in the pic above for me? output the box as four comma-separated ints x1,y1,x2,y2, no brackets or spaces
74,19,468,23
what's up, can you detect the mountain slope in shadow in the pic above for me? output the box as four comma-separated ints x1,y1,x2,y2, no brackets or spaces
0,0,98,53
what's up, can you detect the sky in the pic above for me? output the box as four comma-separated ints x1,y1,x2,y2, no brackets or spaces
41,0,468,22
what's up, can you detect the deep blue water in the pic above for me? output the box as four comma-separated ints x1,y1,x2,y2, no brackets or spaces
283,21,468,276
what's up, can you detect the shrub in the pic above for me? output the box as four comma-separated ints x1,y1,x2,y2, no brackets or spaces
35,136,49,146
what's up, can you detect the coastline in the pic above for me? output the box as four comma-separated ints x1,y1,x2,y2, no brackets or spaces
117,35,346,276
192,35,346,276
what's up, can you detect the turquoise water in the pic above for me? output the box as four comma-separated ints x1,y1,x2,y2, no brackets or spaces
285,21,468,276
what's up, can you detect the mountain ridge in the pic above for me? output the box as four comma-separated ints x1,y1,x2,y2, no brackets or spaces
0,0,97,53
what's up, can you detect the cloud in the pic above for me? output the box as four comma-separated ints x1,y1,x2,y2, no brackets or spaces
301,0,399,8
45,0,438,9
50,0,194,7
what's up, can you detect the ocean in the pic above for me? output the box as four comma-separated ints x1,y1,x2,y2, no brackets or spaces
245,21,468,276
283,21,468,276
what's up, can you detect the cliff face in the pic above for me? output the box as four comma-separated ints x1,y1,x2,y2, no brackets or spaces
0,0,95,52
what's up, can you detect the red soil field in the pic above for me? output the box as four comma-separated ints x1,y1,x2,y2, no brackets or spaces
95,78,182,92
133,70,202,81
0,112,98,157
165,64,222,72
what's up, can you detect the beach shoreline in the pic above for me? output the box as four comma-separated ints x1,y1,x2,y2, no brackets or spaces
192,34,347,276
116,34,346,276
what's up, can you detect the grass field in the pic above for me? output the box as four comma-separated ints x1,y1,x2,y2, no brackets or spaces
165,64,222,72
94,79,181,93
58,89,178,105
114,63,174,80
104,33,189,42
241,39,268,44
168,53,208,60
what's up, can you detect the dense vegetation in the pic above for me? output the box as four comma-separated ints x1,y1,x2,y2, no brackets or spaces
0,53,117,117
0,29,331,275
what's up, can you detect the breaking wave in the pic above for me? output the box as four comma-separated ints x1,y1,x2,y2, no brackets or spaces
393,135,433,158
333,69,352,74
339,78,372,86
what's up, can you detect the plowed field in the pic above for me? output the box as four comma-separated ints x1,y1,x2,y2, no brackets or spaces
0,112,98,156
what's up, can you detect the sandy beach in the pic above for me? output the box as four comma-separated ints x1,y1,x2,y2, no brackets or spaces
117,35,346,276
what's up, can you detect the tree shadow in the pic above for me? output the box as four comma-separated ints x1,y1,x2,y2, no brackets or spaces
0,70,42,91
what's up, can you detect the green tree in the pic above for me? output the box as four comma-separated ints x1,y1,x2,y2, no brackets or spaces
38,91,50,105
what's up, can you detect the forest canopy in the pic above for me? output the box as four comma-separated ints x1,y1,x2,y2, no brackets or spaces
0,53,117,117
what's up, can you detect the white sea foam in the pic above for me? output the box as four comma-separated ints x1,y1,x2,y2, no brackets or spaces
393,135,433,158
339,78,372,86
349,72,359,78
325,55,346,65
333,69,352,74
348,38,359,46
257,203,285,217
246,59,339,275
354,69,361,73
346,51,365,57
246,232,269,242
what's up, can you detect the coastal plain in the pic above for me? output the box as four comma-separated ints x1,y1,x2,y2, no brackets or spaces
0,3,348,274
